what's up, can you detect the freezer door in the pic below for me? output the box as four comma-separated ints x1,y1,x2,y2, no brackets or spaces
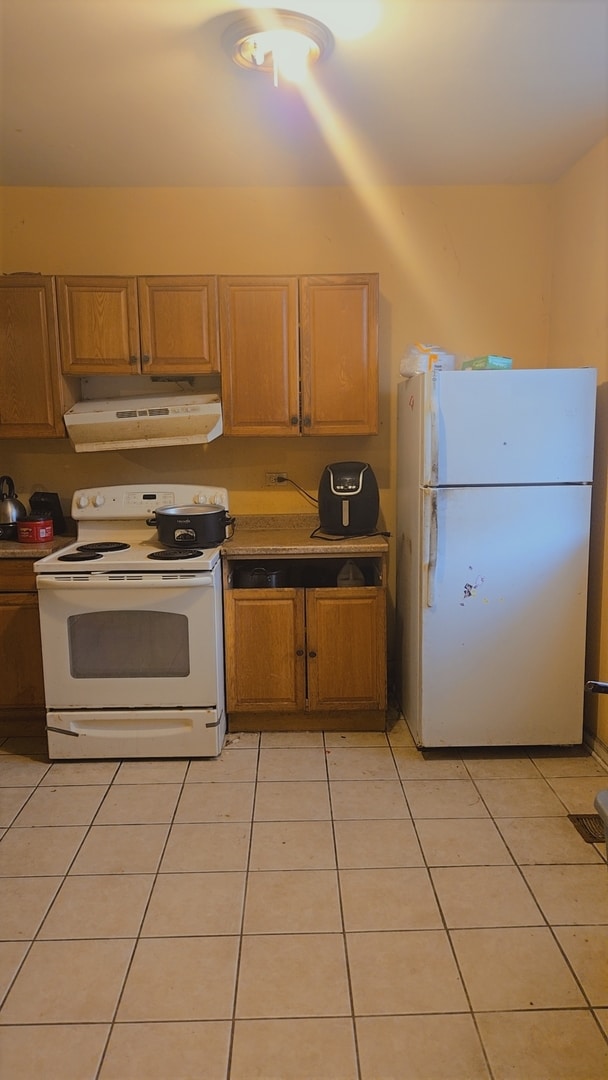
415,368,596,485
416,483,592,746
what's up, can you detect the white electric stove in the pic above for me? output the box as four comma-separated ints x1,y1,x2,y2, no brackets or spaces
35,484,229,760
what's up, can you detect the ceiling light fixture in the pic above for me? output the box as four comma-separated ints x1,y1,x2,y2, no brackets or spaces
223,9,334,87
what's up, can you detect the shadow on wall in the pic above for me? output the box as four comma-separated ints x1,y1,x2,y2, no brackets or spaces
584,378,608,738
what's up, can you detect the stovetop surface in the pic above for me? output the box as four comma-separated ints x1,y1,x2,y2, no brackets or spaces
34,484,229,573
34,527,223,572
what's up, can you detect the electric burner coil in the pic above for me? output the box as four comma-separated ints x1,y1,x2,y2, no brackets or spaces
147,548,205,561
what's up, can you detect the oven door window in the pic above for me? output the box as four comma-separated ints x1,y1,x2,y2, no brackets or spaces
68,610,189,679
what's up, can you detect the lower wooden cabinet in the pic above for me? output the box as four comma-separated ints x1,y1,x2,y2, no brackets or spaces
0,562,46,724
225,589,306,712
223,561,387,730
306,588,386,711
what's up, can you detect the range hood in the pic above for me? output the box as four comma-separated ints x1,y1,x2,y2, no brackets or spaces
63,393,223,453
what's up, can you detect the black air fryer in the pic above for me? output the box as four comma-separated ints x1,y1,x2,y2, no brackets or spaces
318,462,379,537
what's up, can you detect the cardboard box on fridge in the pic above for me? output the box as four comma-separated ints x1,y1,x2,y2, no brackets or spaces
461,355,513,370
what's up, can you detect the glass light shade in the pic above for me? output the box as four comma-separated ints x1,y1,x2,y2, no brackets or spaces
224,9,334,87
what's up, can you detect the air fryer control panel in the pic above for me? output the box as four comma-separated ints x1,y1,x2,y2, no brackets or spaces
329,465,366,495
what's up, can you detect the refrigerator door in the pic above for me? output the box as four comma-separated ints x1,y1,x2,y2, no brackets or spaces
410,368,596,486
412,483,592,746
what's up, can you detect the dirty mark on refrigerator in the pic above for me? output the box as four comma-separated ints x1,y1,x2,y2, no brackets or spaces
461,570,484,604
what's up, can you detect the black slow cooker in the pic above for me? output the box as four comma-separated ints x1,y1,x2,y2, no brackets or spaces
147,505,234,547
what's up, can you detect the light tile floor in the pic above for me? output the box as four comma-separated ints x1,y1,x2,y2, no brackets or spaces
0,721,607,1079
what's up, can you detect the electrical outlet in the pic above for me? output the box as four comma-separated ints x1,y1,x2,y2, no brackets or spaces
264,472,288,487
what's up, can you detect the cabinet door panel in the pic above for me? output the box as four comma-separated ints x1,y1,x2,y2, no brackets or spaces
57,276,140,374
138,276,219,373
224,589,305,710
0,562,37,591
220,277,299,435
0,595,45,708
306,588,386,709
0,276,66,437
300,274,379,435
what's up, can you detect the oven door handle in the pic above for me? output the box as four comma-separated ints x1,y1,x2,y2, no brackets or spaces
36,573,216,590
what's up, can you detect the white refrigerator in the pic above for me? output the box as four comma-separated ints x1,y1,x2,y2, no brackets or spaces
396,368,596,747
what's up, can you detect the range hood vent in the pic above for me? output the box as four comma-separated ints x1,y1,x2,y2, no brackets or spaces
63,393,223,453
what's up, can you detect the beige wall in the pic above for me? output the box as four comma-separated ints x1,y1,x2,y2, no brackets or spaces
3,169,605,743
548,137,608,751
1,182,552,527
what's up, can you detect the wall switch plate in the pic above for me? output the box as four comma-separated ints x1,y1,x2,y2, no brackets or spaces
264,472,288,487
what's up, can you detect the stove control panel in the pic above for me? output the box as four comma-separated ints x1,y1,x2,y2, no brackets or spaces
71,485,230,519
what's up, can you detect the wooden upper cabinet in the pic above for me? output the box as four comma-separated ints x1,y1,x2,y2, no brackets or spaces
219,277,299,436
57,275,219,376
219,273,378,437
300,274,379,435
0,275,76,438
57,276,139,375
137,277,219,374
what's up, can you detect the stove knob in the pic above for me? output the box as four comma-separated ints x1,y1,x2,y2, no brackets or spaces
93,494,105,508
209,493,225,506
194,493,208,505
77,495,89,509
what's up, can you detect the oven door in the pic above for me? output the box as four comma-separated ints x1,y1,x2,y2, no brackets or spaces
36,569,222,709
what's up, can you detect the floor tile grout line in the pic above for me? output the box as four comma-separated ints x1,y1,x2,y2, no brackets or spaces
1,733,608,1073
456,769,564,936
389,739,608,1071
323,730,364,1080
226,731,261,1079
0,760,120,1017
544,921,608,1019
92,758,193,1080
394,742,608,1039
386,738,498,1078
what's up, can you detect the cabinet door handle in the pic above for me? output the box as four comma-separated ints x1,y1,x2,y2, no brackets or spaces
296,648,304,656
142,354,152,366
308,650,317,658
129,355,138,366
290,416,299,426
303,416,311,427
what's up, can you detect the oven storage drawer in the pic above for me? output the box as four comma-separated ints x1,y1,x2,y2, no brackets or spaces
46,709,225,759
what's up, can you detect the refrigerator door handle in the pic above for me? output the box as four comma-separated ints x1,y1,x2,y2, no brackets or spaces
423,489,438,607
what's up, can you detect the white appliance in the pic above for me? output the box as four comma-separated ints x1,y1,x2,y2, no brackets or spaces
396,368,596,747
63,393,222,452
35,484,229,760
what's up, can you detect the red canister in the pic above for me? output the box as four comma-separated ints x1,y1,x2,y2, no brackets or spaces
17,516,54,543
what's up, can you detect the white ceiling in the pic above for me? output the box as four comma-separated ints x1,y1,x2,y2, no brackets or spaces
1,0,607,187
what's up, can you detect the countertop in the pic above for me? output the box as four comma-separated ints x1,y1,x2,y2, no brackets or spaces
0,536,74,559
0,517,389,559
222,514,389,558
